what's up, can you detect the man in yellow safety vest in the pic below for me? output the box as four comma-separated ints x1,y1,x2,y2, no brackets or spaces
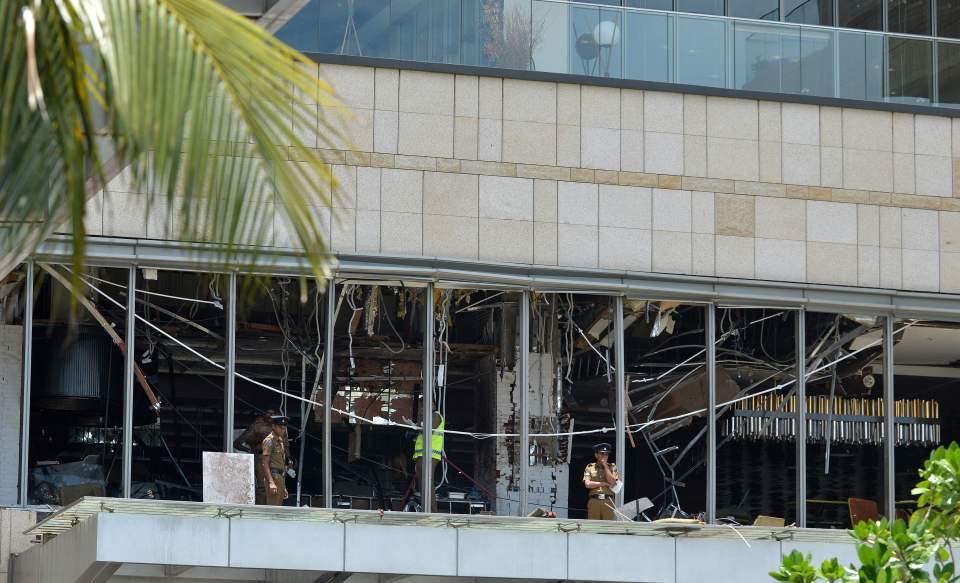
412,410,444,512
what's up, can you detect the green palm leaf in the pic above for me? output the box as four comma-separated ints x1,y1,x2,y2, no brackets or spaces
0,0,344,281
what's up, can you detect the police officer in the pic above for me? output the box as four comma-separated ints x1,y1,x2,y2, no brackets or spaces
582,443,619,520
259,415,289,506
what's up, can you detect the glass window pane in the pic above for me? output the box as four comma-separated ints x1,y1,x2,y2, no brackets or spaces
887,37,933,104
676,16,726,87
275,0,324,54
733,22,801,93
532,0,570,73
838,0,882,30
892,319,957,516
717,308,799,526
938,41,960,105
677,0,724,16
625,0,675,10
805,313,888,529
728,0,780,20
569,5,602,76
888,0,931,35
597,9,624,78
838,31,885,101
784,0,834,25
474,0,534,70
801,28,836,97
938,0,960,38
621,300,708,520
624,10,672,82
28,267,128,503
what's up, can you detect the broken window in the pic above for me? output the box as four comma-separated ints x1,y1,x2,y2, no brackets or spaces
131,268,228,500
716,307,799,527
530,293,617,520
433,286,521,516
27,266,129,504
805,311,887,528
625,299,709,521
329,282,426,511
892,318,957,519
234,276,326,507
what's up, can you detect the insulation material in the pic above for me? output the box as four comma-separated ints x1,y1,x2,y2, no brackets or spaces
0,325,22,505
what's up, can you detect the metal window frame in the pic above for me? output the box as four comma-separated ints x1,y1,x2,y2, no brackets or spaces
122,266,136,498
17,262,34,506
16,244,948,521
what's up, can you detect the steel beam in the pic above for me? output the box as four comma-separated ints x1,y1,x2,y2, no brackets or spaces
706,303,717,523
18,261,34,506
224,272,237,452
324,280,335,509
421,283,435,512
122,266,136,498
518,291,530,515
883,315,896,519
614,295,626,508
795,309,807,527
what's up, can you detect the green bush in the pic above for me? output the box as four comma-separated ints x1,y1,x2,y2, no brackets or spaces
771,442,960,583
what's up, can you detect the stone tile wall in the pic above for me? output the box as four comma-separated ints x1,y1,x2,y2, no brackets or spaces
84,64,960,295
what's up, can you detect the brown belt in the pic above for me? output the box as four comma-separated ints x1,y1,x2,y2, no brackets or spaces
589,493,610,500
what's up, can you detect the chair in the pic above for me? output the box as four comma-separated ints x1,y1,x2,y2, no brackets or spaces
848,498,880,526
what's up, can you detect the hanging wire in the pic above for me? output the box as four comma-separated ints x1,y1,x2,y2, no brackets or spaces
65,267,914,441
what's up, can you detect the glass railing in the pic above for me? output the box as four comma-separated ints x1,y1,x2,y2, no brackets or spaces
276,0,960,107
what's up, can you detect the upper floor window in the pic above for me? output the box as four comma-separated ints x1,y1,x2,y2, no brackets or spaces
728,0,779,20
784,0,834,25
889,0,932,34
939,0,960,37
676,0,724,16
838,0,883,30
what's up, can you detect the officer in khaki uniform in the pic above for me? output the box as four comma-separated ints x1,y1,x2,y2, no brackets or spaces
582,442,618,520
259,415,289,506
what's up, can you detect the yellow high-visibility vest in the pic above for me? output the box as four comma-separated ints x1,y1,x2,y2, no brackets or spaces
413,413,444,461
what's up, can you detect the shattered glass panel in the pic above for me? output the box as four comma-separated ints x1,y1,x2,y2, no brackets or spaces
130,268,229,501
28,266,129,504
234,277,326,508
892,318,959,515
531,293,616,520
805,311,887,528
624,300,709,521
716,308,799,526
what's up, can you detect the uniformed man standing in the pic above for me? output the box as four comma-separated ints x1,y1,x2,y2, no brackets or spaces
259,415,289,506
582,443,619,520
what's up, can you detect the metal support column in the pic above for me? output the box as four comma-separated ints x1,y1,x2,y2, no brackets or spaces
122,266,136,498
18,262,34,506
883,316,896,519
706,303,717,523
795,310,807,527
421,283,436,512
614,295,626,508
518,291,530,515
224,272,237,452
323,280,335,509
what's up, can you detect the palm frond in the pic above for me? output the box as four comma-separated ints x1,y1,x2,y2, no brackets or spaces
0,0,343,281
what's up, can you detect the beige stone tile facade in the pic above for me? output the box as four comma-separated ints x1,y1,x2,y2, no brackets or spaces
91,63,960,295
